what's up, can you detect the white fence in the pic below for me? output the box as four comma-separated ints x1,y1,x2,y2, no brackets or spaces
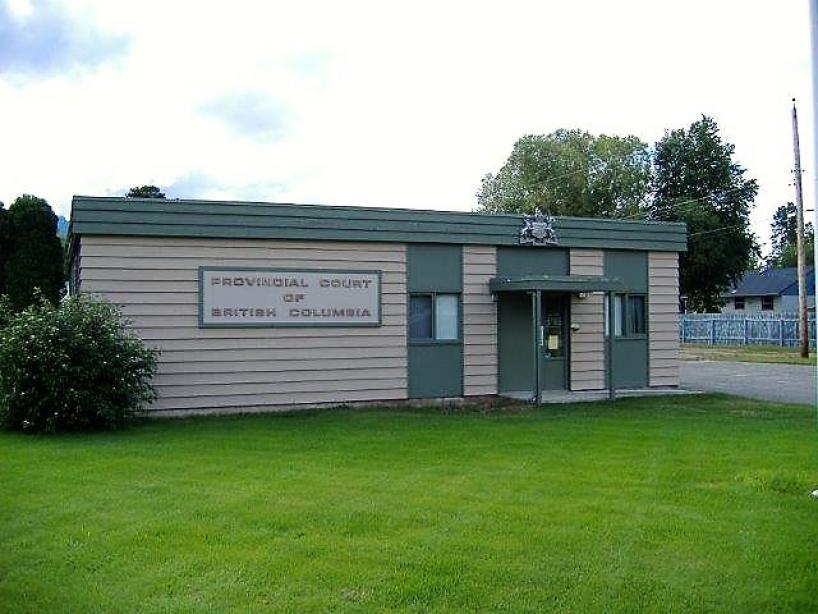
680,312,816,347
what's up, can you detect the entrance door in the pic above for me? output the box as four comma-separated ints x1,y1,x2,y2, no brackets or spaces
540,294,568,391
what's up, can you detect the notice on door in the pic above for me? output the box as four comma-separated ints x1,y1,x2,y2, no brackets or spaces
199,267,381,327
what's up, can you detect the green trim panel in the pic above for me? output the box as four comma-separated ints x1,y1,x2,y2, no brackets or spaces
407,244,462,293
408,344,463,398
490,275,625,293
68,197,688,259
496,246,569,277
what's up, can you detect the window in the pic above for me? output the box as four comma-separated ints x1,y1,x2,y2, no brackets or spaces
605,293,646,337
614,294,625,337
628,295,646,335
761,296,774,311
409,294,460,341
734,297,745,310
408,295,433,339
434,294,459,340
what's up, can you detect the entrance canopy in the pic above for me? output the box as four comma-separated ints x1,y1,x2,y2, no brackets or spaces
489,274,626,293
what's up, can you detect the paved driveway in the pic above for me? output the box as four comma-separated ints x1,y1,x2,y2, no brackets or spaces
681,360,816,405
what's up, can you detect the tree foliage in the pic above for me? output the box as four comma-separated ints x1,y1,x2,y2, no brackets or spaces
767,202,814,268
3,195,65,311
649,116,758,312
476,118,759,313
0,204,9,296
127,185,166,199
477,129,652,218
0,294,158,432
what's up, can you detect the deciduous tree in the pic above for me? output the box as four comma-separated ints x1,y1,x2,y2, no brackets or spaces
477,129,651,218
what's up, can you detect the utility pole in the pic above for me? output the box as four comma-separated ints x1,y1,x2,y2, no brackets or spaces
809,0,818,417
791,99,809,358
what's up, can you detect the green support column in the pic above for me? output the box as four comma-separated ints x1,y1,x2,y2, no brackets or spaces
529,291,536,403
607,291,616,401
531,290,542,405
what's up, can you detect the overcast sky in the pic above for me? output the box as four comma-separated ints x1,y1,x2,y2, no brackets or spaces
1,0,814,253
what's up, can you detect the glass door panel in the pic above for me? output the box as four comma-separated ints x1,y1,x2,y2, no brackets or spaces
540,294,567,390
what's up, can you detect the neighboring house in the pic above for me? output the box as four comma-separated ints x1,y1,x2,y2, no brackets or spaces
721,267,815,313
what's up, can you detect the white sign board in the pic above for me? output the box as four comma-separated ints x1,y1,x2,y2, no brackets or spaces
199,268,381,327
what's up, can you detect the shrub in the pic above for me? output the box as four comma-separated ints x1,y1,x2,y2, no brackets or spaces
0,294,159,432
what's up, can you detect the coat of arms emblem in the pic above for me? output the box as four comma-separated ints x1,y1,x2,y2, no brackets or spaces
519,210,558,246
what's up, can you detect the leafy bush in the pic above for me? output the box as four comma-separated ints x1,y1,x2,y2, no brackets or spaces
0,294,159,432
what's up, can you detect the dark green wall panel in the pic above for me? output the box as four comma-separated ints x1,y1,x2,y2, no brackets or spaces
498,292,534,394
408,344,463,398
497,247,569,277
406,244,464,398
407,244,462,293
605,251,648,293
612,338,648,388
605,250,648,388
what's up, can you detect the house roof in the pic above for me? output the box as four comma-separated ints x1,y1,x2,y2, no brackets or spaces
68,195,688,256
724,267,815,297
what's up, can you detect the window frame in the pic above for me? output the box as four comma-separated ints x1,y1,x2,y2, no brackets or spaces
734,296,745,311
760,296,774,311
605,292,648,339
407,292,462,345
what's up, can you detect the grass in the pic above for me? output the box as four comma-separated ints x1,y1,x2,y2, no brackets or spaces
682,342,817,366
1,395,817,612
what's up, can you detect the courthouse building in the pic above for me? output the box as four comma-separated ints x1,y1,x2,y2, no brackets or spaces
67,196,686,414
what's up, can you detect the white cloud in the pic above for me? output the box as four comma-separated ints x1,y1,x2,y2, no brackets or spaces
0,0,814,255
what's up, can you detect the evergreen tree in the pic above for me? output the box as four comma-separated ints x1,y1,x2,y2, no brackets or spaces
650,116,759,312
126,185,166,198
767,202,814,268
4,195,65,310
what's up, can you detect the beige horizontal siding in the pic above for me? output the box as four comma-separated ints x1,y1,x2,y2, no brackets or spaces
80,235,408,412
569,249,605,391
463,245,497,395
159,346,407,363
160,356,406,374
147,388,408,412
649,251,680,387
81,257,408,273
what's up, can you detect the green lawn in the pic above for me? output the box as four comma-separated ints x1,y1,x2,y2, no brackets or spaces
1,395,817,612
682,342,817,366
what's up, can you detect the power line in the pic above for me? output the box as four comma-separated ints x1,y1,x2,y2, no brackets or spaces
620,184,752,221
504,164,753,226
687,223,745,239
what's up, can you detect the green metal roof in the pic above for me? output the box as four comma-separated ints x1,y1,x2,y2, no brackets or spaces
489,275,626,293
68,196,687,253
